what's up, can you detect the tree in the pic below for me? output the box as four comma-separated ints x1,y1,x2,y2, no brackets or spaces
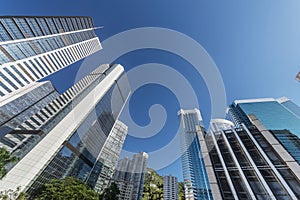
178,182,185,200
0,147,18,179
0,187,27,200
142,168,163,200
34,177,99,200
99,182,120,200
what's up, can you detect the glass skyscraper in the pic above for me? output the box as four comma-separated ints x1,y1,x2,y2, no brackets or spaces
227,97,300,164
0,16,101,96
0,16,131,198
201,119,300,199
178,109,212,200
0,64,131,196
88,120,128,192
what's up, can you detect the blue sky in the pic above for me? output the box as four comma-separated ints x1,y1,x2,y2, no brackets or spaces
1,1,300,181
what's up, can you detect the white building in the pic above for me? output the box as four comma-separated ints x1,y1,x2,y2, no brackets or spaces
163,175,178,200
114,152,149,200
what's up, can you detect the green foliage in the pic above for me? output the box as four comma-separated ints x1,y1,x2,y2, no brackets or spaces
34,177,99,200
0,147,18,179
99,182,120,200
0,187,27,200
142,168,163,200
178,182,185,200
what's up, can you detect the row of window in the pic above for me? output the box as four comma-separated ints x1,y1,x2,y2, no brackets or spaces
28,71,126,193
0,38,99,95
0,30,96,64
1,65,108,176
208,127,300,199
0,17,94,42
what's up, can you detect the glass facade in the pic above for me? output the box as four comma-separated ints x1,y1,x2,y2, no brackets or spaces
178,109,212,200
205,125,300,199
0,81,59,155
87,120,128,192
271,130,300,163
0,16,101,96
238,101,300,137
227,98,300,164
281,99,300,119
26,65,130,195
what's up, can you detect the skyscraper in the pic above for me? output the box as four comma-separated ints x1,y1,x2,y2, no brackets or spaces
0,64,131,196
178,109,212,200
0,81,60,163
200,118,300,199
227,97,300,164
163,175,178,200
88,120,128,192
0,16,101,96
114,152,149,200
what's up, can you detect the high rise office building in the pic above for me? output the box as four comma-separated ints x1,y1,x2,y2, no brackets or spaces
0,81,60,165
114,152,149,200
227,97,300,164
163,175,178,200
200,118,300,199
0,15,102,160
0,16,101,96
88,120,128,192
178,109,212,200
0,64,131,196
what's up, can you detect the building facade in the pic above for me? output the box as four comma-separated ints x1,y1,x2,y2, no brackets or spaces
178,109,212,200
200,118,300,200
114,152,149,200
88,120,128,192
163,175,178,200
0,64,131,196
0,16,101,96
227,97,300,164
0,81,59,154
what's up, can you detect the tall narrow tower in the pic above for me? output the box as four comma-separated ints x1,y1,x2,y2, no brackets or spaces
178,108,212,200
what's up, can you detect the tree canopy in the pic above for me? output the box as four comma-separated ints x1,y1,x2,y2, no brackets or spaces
0,147,18,179
99,182,120,200
142,168,163,200
34,177,99,200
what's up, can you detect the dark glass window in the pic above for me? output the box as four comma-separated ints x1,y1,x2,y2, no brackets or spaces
13,18,35,38
0,18,24,39
25,18,43,36
0,22,12,41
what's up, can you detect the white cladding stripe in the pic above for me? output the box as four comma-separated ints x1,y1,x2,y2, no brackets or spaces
1,68,22,89
18,64,110,130
0,38,101,96
30,59,46,77
234,98,275,105
220,130,257,200
62,50,71,64
45,55,57,70
0,65,124,192
242,124,298,200
230,128,276,199
6,66,28,86
0,27,96,46
210,130,239,200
